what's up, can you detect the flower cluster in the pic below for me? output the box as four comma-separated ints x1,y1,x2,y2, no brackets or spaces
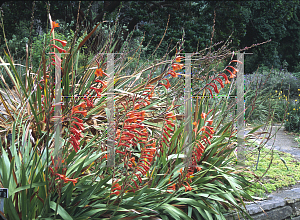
167,56,184,78
160,110,176,151
48,156,78,186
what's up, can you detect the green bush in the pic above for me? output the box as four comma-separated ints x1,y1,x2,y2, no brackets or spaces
285,99,300,132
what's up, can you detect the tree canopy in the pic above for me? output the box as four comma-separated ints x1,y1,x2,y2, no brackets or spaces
1,0,300,73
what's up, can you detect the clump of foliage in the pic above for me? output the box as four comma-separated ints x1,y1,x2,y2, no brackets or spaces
0,10,265,220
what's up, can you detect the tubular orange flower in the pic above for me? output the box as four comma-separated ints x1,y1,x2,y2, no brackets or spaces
206,87,213,97
183,182,193,192
202,135,211,145
72,121,85,130
167,183,176,192
225,69,236,78
166,112,176,120
161,78,171,89
51,21,59,33
219,73,230,84
214,77,224,88
209,83,219,94
55,173,66,180
51,44,66,53
64,177,78,186
230,60,243,64
95,68,108,77
70,135,80,152
168,70,178,78
72,110,87,117
175,56,185,62
83,97,94,108
204,130,213,138
227,65,238,75
201,112,207,119
70,127,84,139
90,86,103,96
206,120,213,125
95,79,107,88
50,39,67,47
172,63,184,71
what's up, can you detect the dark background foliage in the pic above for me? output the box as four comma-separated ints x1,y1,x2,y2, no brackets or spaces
1,0,300,73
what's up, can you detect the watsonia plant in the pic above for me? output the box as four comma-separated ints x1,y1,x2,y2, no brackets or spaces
0,13,255,219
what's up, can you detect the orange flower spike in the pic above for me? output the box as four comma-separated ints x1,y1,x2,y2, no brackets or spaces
95,68,108,77
51,21,59,33
172,63,184,71
50,39,67,47
175,56,185,62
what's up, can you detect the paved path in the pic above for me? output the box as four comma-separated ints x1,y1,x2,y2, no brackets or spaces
245,124,300,159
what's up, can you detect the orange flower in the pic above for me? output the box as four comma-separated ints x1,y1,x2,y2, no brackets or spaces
201,112,207,119
55,173,66,180
208,83,219,94
183,182,193,192
95,68,108,77
51,44,66,53
95,79,107,88
227,66,238,75
172,63,184,71
72,109,87,117
64,177,78,186
225,69,236,78
195,167,202,172
219,73,230,84
229,60,243,65
168,70,178,78
161,78,171,89
213,77,224,88
168,183,176,192
51,21,59,33
166,112,176,120
206,120,213,125
50,39,67,47
175,56,185,62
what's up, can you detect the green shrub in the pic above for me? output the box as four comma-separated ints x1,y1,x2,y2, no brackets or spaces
285,99,300,132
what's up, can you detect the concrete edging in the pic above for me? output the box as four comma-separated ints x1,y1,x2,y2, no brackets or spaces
224,188,300,220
